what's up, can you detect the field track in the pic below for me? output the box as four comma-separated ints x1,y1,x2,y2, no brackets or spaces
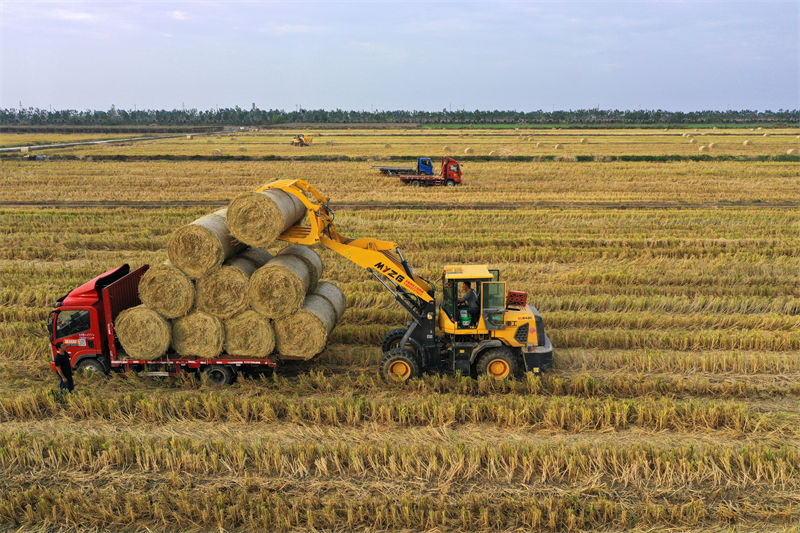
2,200,798,210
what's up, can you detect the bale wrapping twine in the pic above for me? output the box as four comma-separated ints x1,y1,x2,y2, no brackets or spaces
223,310,275,357
172,311,224,358
167,208,245,279
273,294,337,359
227,189,306,247
278,244,323,291
138,262,194,319
115,305,171,360
248,254,311,318
196,255,257,318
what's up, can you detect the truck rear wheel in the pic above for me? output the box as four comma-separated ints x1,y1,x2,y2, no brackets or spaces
411,180,421,188
205,365,235,385
476,347,520,380
380,348,419,383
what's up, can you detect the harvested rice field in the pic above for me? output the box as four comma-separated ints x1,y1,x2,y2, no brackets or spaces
1,127,799,532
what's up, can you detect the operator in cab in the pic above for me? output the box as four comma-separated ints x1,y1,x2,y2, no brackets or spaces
458,281,479,326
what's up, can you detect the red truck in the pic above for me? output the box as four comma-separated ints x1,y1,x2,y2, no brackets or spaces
48,264,276,385
374,156,463,187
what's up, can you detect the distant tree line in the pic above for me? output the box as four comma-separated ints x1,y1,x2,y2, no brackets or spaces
1,105,797,126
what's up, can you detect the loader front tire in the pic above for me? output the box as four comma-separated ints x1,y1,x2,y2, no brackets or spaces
380,348,419,383
476,347,520,380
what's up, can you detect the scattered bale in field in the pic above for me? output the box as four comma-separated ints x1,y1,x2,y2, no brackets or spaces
138,262,194,319
763,133,768,137
223,310,275,356
488,151,496,156
554,144,562,149
249,255,311,318
689,138,697,144
278,245,323,291
384,144,392,148
757,127,763,130
196,255,257,318
239,146,247,151
239,247,273,267
580,138,587,144
743,140,751,146
186,135,193,140
20,146,29,153
788,149,796,155
171,311,224,358
227,189,306,248
207,139,214,144
526,136,532,141
699,145,707,152
464,147,474,154
168,208,245,279
213,149,222,155
116,305,171,360
314,281,346,321
273,294,337,359
443,145,450,151
535,142,541,148
708,142,716,148
796,135,799,139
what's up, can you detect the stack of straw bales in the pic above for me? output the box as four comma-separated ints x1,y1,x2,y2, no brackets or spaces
115,187,346,362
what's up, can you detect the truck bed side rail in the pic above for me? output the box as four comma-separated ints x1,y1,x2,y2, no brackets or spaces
101,265,149,360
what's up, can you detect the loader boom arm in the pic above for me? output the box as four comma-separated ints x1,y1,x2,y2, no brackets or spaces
256,180,434,305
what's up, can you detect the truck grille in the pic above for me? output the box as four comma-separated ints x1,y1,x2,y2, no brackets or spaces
514,323,529,344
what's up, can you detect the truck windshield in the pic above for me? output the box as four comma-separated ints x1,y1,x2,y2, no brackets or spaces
56,309,91,338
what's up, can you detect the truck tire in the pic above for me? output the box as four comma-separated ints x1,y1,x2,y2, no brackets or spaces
205,365,235,385
380,348,420,383
476,347,520,380
445,180,456,187
75,358,107,375
411,180,421,188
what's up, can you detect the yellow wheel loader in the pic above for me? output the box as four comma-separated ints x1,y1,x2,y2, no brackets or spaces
262,179,553,382
290,134,313,146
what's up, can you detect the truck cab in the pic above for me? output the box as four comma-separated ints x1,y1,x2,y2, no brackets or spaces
48,264,147,374
416,157,434,175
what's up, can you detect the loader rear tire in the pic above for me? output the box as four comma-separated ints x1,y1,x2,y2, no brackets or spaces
380,348,419,383
476,347,520,380
381,328,417,354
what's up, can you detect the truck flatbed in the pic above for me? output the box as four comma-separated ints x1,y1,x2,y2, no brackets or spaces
371,165,418,176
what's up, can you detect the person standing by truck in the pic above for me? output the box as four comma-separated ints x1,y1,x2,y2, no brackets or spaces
53,343,74,393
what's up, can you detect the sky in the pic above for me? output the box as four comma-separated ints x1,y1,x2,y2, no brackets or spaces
0,0,797,112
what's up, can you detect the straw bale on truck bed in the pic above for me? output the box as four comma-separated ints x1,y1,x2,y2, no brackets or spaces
171,311,224,358
227,189,306,247
137,262,194,318
278,244,323,291
115,305,171,359
196,255,257,318
168,208,245,279
223,310,276,357
248,254,312,318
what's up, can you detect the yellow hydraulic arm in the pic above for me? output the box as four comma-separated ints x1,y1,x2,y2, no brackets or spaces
256,180,433,303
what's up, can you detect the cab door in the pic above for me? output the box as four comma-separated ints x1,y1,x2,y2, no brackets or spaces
51,307,101,364
480,281,506,330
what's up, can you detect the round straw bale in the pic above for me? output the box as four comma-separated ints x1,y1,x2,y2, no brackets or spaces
743,140,751,146
20,146,30,153
443,145,450,151
788,149,796,155
314,281,346,322
554,144,562,149
249,255,311,318
223,310,275,356
115,305,171,360
196,256,257,318
171,311,224,358
239,145,248,151
239,247,273,267
384,143,392,148
227,189,306,248
186,135,193,140
168,208,244,279
698,145,707,152
689,138,697,144
488,151,496,156
535,142,541,148
273,294,336,359
138,262,194,318
708,142,716,148
580,138,587,144
464,147,474,154
214,148,222,155
278,245,323,291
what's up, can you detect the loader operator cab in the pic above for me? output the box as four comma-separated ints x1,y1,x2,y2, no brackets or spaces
440,265,503,331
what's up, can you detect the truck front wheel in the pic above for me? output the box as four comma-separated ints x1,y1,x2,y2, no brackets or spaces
75,358,107,375
445,180,456,187
205,365,235,385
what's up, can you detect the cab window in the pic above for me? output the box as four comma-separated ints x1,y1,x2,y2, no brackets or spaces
56,310,91,338
482,282,506,310
442,278,456,319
